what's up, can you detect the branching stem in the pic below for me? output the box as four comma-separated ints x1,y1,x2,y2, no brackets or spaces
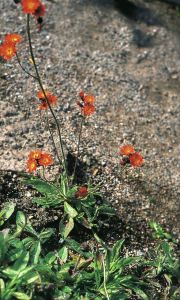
16,52,38,80
26,14,68,183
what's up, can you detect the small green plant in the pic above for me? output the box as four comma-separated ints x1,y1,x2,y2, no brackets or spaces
0,1,179,299
0,205,179,300
24,174,115,238
149,220,177,243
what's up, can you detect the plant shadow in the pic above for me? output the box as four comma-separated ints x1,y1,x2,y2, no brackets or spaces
113,0,162,26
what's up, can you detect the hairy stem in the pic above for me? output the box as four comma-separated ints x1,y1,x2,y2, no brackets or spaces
71,116,85,184
26,14,68,183
45,110,62,167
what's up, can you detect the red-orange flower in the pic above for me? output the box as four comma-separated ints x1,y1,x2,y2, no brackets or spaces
26,150,53,173
38,101,48,110
0,42,16,60
27,159,37,172
81,104,95,116
21,0,41,14
28,150,42,160
84,95,95,105
129,152,144,167
77,91,95,117
79,91,95,104
37,90,46,99
33,2,46,18
79,91,85,100
37,90,58,110
76,186,88,199
4,34,22,45
120,144,135,156
39,153,53,166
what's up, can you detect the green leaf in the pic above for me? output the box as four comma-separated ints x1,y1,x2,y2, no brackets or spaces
111,239,125,262
149,220,174,241
0,278,5,295
58,246,68,263
8,248,24,262
0,202,16,226
65,239,91,258
36,264,56,281
64,217,74,238
60,174,68,195
0,233,6,262
32,196,63,207
13,292,31,300
44,252,57,265
110,257,141,273
64,202,78,218
66,239,84,255
22,237,35,249
97,205,115,216
17,266,34,279
161,241,172,258
131,286,149,300
23,271,40,284
39,228,55,243
16,211,26,233
24,223,39,238
25,177,58,195
13,251,29,271
31,241,41,264
119,275,133,284
93,233,109,251
3,268,18,278
94,253,101,288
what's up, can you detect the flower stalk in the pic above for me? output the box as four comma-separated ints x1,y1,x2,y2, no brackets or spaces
71,115,85,184
26,13,68,183
45,110,62,167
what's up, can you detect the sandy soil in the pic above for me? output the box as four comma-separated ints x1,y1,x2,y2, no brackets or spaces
0,0,179,249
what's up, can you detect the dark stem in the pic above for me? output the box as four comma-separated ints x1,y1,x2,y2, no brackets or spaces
45,110,62,167
26,14,68,183
16,52,38,80
71,116,85,185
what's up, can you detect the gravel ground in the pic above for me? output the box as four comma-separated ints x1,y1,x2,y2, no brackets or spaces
0,0,179,249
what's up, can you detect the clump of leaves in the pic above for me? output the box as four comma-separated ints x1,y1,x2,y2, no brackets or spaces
24,174,115,238
149,220,177,243
0,205,179,300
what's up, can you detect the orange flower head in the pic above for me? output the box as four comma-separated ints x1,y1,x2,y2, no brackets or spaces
37,90,58,109
77,91,95,117
21,0,41,14
0,42,16,60
27,159,37,172
4,34,22,45
33,2,46,18
28,150,42,160
76,186,88,199
39,153,53,166
37,90,49,99
84,94,95,105
38,101,49,110
82,104,95,116
120,144,135,156
48,94,58,105
129,152,144,167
